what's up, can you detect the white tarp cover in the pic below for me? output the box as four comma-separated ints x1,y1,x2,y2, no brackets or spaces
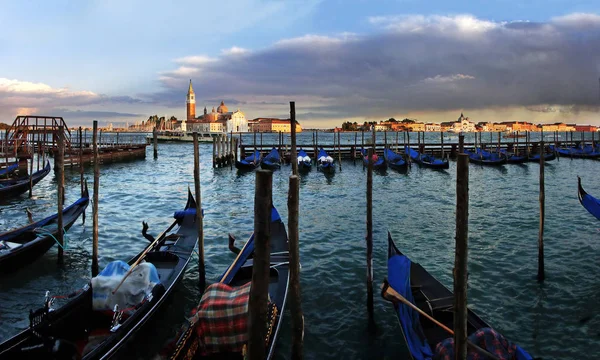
91,260,159,312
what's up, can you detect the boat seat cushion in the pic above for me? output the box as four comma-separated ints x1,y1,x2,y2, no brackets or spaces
91,260,159,313
186,281,277,356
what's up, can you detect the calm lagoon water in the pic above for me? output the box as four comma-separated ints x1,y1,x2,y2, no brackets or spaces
1,132,600,359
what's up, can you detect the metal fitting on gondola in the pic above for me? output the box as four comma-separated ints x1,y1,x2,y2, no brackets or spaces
110,304,123,332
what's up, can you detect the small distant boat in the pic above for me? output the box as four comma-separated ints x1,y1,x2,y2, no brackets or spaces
0,183,89,273
0,160,51,199
578,177,600,221
317,148,335,173
383,232,534,360
361,148,387,171
384,148,407,171
504,132,526,139
235,150,261,171
464,148,506,166
405,147,449,169
297,149,312,172
167,206,289,360
261,148,281,170
0,162,18,178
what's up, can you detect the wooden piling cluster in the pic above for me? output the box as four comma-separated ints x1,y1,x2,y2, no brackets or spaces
212,134,237,168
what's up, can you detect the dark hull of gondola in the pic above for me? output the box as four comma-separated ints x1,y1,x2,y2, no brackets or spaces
468,155,507,166
0,191,199,360
385,232,533,360
261,161,281,170
235,161,259,171
0,160,51,199
527,153,556,162
0,184,89,274
578,177,600,221
384,149,408,171
418,160,449,169
318,162,335,173
505,154,528,164
298,161,312,172
169,207,290,360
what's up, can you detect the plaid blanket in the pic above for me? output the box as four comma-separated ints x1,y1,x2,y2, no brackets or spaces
190,282,252,355
434,327,518,360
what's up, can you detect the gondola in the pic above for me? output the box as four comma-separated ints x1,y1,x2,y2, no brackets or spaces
0,190,199,359
499,149,528,164
297,149,312,172
0,160,51,199
384,148,408,171
405,147,449,169
361,148,387,171
261,148,281,170
527,152,556,162
0,183,90,274
383,232,533,360
317,148,335,173
0,162,18,178
167,206,289,360
464,148,507,166
578,177,600,221
235,150,261,171
549,144,600,159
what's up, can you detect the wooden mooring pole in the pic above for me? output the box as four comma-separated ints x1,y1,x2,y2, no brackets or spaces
92,121,100,276
193,132,205,289
338,131,342,171
288,101,304,359
454,152,469,359
538,141,545,282
290,102,298,176
366,147,374,322
153,127,158,159
459,134,465,154
247,170,273,360
57,126,65,262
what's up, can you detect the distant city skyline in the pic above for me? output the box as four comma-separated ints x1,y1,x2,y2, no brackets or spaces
1,1,600,128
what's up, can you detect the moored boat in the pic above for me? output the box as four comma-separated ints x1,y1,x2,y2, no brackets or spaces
361,148,387,171
527,152,556,162
384,148,408,171
405,147,449,169
0,160,51,199
167,206,289,360
317,148,335,173
235,150,261,171
549,144,600,159
0,183,90,273
261,148,281,170
464,148,506,166
0,190,199,359
382,232,533,360
297,149,312,172
0,162,18,178
578,177,600,221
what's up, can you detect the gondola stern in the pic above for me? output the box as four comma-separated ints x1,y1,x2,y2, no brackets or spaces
185,187,198,210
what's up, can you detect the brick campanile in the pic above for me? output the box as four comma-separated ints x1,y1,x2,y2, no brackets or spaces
186,79,196,120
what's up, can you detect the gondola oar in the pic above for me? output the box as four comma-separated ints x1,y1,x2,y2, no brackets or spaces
381,278,501,360
112,219,179,294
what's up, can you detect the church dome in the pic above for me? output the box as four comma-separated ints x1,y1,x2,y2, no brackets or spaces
217,101,228,114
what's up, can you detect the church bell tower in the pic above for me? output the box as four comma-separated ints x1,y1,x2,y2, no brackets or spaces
186,79,196,120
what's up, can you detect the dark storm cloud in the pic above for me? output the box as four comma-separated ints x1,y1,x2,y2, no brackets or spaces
149,13,600,118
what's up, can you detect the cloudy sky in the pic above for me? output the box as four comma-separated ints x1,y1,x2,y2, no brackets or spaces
1,0,600,128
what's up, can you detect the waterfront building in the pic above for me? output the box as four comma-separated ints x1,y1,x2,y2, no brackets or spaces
182,81,249,133
448,113,476,133
539,123,576,132
250,118,302,133
425,123,441,132
575,125,598,132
